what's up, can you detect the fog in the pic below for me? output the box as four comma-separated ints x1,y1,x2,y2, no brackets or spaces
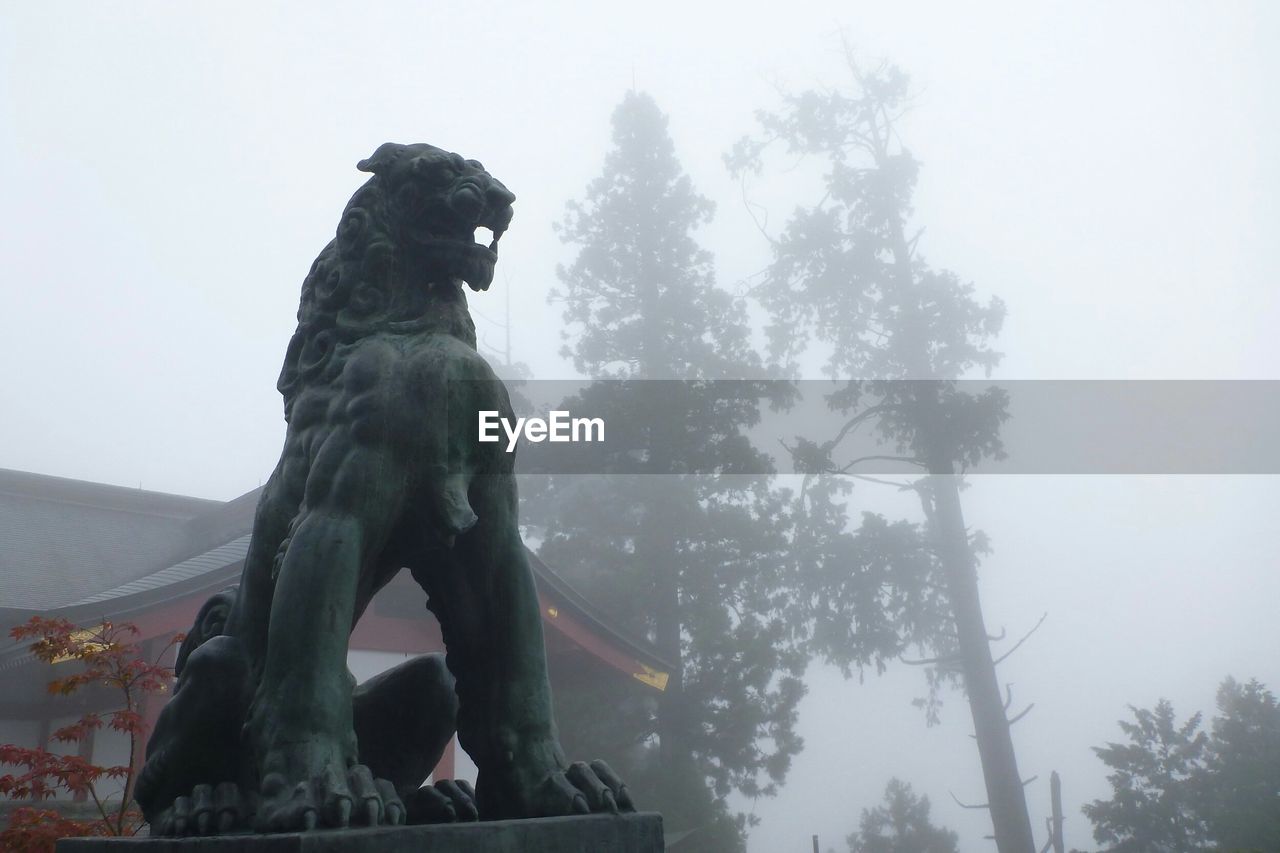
2,3,1277,851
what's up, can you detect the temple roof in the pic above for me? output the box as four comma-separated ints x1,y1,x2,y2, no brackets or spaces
0,468,672,685
0,468,222,611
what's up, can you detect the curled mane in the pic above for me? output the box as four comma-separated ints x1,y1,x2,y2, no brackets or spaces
276,176,477,420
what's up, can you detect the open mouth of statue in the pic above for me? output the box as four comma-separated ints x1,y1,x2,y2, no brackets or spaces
415,223,506,291
476,224,501,255
428,226,503,257
417,223,503,253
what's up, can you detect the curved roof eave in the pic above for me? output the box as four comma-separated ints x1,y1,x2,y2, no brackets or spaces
1,533,675,679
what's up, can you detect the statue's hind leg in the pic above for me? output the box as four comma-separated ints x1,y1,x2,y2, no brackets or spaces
353,653,455,795
246,432,410,832
352,652,479,824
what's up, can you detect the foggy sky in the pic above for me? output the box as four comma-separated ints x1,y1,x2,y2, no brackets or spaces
2,3,1277,851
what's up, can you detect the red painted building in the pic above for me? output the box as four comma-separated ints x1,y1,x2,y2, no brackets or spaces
0,467,671,797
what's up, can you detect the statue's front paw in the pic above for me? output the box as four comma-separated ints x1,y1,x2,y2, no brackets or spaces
256,764,405,832
404,778,479,824
535,759,635,816
151,781,249,836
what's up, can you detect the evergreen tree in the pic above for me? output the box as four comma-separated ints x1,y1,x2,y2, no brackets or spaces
1082,699,1211,852
729,51,1032,851
847,779,960,853
1083,679,1280,852
523,91,805,852
1200,678,1280,851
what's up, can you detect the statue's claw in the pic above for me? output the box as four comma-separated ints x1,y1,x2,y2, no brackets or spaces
404,778,480,824
150,781,250,836
437,779,480,821
531,759,634,817
192,784,214,834
539,771,591,815
257,776,316,832
348,766,404,827
588,759,635,812
171,795,191,835
255,764,402,833
566,761,615,813
481,739,637,820
375,779,406,825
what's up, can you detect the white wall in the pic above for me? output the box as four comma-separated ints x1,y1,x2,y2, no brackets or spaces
0,718,39,750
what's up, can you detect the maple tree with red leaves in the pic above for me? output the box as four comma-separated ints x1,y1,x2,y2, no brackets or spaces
0,616,182,851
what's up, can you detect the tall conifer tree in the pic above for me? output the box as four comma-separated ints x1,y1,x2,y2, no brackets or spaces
730,53,1036,852
523,91,805,852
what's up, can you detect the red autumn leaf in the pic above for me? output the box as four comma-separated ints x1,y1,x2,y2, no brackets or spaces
2,616,180,842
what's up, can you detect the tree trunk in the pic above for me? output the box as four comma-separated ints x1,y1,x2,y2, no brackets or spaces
654,549,686,773
929,465,1036,853
881,156,1036,851
636,253,692,782
1049,771,1065,853
641,384,689,781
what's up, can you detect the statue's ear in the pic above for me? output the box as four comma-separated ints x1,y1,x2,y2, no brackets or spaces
357,142,405,174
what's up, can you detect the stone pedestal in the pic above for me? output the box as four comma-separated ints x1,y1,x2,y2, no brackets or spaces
57,813,664,852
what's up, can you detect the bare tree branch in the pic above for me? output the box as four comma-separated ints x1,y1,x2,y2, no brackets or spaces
736,173,777,247
849,473,919,489
1008,703,1036,726
993,612,1048,666
906,228,926,259
825,405,891,449
950,791,990,810
900,652,962,667
835,454,924,474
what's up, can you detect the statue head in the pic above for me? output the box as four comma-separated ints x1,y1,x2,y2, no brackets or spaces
277,143,515,415
354,142,516,293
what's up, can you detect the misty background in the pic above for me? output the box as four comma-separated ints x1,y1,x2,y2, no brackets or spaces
2,3,1277,851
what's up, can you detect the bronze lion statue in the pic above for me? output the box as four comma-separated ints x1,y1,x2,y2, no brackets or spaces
136,143,632,835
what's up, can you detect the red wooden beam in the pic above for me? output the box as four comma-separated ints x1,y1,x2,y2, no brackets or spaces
537,594,668,691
